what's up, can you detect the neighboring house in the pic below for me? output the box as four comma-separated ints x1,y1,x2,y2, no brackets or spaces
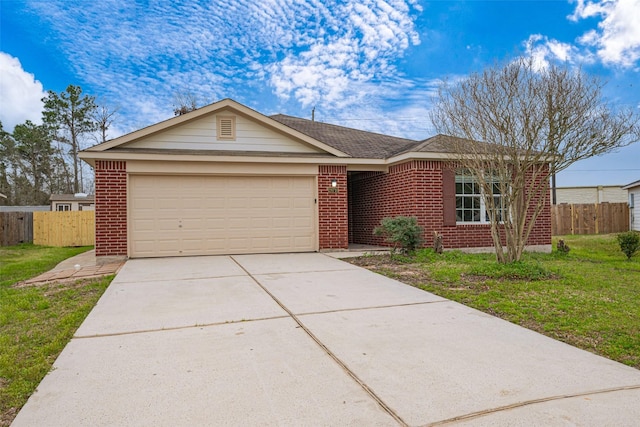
50,194,95,211
554,185,628,205
79,98,551,259
622,179,640,231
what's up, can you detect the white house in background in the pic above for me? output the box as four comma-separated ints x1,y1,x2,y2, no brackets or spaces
622,180,640,232
554,185,627,205
50,193,95,211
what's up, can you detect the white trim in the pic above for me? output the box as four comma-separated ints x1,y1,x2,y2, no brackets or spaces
79,151,387,167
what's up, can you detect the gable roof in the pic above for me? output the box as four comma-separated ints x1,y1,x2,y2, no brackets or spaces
81,99,349,158
622,179,640,190
270,114,418,159
80,98,513,165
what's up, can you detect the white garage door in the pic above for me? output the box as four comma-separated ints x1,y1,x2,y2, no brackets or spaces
130,175,316,258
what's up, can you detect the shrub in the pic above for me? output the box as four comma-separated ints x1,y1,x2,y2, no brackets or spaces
557,239,570,254
617,231,640,260
373,216,424,254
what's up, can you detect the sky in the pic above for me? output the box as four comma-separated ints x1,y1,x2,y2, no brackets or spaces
1,0,639,187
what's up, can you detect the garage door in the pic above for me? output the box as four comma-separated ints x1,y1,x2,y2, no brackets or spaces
129,175,316,257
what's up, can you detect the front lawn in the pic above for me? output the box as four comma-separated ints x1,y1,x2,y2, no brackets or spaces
348,234,640,369
0,244,112,426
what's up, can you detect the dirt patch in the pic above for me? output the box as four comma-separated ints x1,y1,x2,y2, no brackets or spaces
347,255,434,287
1,406,18,427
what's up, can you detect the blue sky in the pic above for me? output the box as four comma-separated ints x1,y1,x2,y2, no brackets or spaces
1,0,639,187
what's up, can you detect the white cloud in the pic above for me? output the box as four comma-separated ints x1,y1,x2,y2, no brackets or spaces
569,0,640,67
0,52,46,132
20,0,421,131
268,0,421,109
524,34,594,70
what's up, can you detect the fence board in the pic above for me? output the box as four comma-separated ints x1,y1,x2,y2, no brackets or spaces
0,212,34,246
33,211,95,247
551,203,629,235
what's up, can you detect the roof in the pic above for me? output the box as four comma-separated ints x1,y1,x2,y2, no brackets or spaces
80,98,512,164
50,194,95,202
270,114,418,159
622,179,640,190
82,99,349,159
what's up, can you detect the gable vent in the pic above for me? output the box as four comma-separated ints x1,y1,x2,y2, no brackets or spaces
217,116,236,140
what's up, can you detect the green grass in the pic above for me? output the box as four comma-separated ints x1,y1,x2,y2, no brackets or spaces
350,234,640,369
0,244,112,425
0,244,93,287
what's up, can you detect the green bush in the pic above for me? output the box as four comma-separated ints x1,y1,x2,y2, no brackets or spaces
373,216,424,254
617,231,640,260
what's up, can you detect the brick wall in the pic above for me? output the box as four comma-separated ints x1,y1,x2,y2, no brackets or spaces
318,165,348,249
522,165,552,246
350,160,552,250
94,160,127,256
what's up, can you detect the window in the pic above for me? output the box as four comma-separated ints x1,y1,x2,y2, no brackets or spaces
216,115,236,140
630,193,635,209
56,204,71,211
455,170,505,223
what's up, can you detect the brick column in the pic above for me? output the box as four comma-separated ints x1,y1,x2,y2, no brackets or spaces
94,160,127,256
318,165,348,250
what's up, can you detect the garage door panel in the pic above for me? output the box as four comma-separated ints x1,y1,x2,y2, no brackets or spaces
130,175,316,257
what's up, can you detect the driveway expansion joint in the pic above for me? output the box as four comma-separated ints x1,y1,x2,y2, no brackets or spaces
113,273,249,285
253,267,359,276
230,255,409,427
296,300,448,317
425,384,640,426
73,314,291,339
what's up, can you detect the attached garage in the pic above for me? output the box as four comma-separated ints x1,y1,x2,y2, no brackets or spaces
129,175,316,258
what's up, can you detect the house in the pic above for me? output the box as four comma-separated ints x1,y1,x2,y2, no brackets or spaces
622,179,640,231
79,99,551,259
554,185,627,205
50,193,95,211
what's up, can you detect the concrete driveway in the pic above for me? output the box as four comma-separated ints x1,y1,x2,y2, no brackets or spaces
13,253,640,426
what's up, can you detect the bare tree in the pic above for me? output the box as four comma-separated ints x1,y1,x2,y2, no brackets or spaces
93,102,119,143
430,58,640,263
172,91,198,116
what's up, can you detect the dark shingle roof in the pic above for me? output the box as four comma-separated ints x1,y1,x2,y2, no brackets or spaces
270,114,419,159
400,134,485,155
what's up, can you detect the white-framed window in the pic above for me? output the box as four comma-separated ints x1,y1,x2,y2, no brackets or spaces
630,193,635,208
56,203,71,211
455,170,505,224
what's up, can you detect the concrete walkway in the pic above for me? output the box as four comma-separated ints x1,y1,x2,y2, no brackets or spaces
12,253,640,426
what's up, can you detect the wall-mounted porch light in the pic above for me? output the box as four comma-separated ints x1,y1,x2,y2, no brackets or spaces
328,179,339,193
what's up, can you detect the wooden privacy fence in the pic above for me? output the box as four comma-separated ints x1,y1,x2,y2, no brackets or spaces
552,202,629,235
1,212,34,246
33,211,95,247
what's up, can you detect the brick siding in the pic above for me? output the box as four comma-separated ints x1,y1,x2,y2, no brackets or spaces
318,165,348,249
94,160,127,256
350,160,551,250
